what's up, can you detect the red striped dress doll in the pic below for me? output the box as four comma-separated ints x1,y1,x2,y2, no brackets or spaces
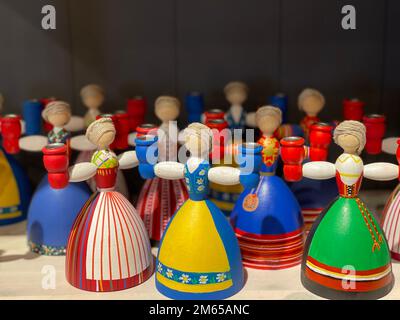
135,96,188,242
58,118,153,292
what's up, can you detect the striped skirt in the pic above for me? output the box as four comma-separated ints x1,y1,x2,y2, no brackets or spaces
381,184,400,260
136,177,188,242
66,191,154,292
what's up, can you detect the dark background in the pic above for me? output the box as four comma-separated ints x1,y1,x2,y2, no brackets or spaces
0,0,399,190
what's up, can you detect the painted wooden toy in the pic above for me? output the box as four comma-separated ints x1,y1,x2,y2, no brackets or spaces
206,118,243,216
289,122,338,234
126,96,147,132
20,102,92,255
223,81,257,130
0,114,32,225
298,88,325,139
56,117,153,292
230,106,304,270
137,123,245,299
282,120,396,299
81,84,104,128
185,92,204,123
135,96,188,243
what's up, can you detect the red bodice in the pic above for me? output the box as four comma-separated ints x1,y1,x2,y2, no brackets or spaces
95,167,118,189
335,171,363,198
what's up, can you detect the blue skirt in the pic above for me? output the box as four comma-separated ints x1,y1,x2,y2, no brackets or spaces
231,175,304,270
27,175,91,255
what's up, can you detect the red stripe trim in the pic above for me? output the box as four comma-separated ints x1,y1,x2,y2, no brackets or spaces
307,256,390,276
305,266,393,292
235,227,303,241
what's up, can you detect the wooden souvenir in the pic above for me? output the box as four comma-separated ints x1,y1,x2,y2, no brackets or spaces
343,98,365,121
298,88,325,139
136,96,188,243
50,118,153,292
0,114,32,225
281,120,396,299
22,100,43,136
230,106,304,270
207,118,243,216
137,122,245,299
81,84,104,128
363,114,386,155
126,96,147,132
15,101,92,255
185,92,204,123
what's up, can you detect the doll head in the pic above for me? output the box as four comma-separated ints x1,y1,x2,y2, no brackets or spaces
224,81,248,106
155,96,180,122
42,101,71,127
81,84,105,110
333,120,366,154
184,122,213,157
298,88,325,117
256,106,282,136
86,117,116,150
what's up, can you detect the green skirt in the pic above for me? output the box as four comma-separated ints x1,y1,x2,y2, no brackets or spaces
301,196,394,299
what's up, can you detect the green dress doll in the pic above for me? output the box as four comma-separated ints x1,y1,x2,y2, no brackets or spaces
282,120,398,299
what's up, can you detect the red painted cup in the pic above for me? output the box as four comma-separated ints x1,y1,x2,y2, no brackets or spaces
1,114,22,154
42,143,69,189
113,111,130,150
309,122,333,161
127,96,147,131
343,98,365,121
204,109,225,123
363,114,386,155
280,137,305,182
207,119,229,161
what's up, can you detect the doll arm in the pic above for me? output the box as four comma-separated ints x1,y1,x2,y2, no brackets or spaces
128,132,137,147
64,115,85,132
302,161,336,180
154,161,185,180
246,112,256,128
19,135,48,152
382,137,399,155
70,134,97,151
364,163,399,181
118,150,139,170
68,162,98,182
208,167,240,185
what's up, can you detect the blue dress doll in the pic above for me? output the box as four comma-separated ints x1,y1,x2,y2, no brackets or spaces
19,101,92,255
136,122,261,300
231,106,304,270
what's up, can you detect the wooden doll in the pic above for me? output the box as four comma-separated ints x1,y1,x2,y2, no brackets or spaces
137,123,245,299
0,114,32,225
230,106,304,270
298,88,325,139
53,117,153,292
17,101,92,255
136,96,188,243
81,84,104,128
281,120,396,299
224,81,256,130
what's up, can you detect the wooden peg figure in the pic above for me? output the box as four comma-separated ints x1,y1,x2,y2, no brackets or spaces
281,120,396,299
136,96,188,243
298,88,325,138
60,118,153,292
230,106,304,270
81,84,104,128
137,122,246,299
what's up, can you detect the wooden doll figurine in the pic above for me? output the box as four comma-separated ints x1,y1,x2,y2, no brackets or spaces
20,102,92,255
230,106,304,270
60,118,153,292
136,96,188,243
224,81,256,129
138,123,245,299
298,88,325,139
81,84,104,128
282,120,396,299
